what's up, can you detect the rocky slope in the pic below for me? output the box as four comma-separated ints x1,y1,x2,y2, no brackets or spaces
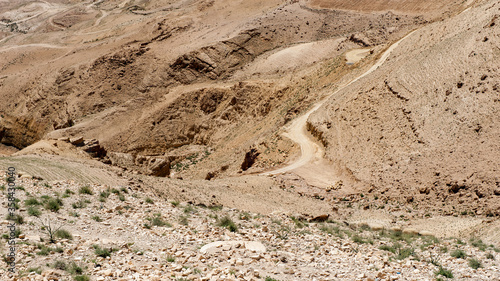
0,0,457,179
0,175,499,280
308,0,500,215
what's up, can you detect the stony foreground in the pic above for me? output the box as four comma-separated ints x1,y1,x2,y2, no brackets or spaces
0,175,499,281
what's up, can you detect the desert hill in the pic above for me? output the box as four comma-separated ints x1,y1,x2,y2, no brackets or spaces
0,0,500,279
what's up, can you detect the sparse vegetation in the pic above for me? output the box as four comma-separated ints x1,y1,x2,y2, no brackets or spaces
37,216,66,243
469,238,487,251
217,216,238,232
6,213,24,224
93,245,114,258
450,249,467,259
25,197,41,206
91,215,102,222
72,199,87,209
79,186,93,195
55,229,73,240
44,198,63,212
74,275,90,281
435,266,453,278
468,258,482,269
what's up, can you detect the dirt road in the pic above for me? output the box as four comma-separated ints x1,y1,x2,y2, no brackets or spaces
261,30,417,177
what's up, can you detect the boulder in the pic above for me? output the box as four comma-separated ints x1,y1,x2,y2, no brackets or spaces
69,136,84,146
200,241,266,255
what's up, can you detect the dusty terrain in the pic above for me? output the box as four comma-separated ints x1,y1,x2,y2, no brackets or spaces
308,0,500,216
0,175,499,280
0,0,499,280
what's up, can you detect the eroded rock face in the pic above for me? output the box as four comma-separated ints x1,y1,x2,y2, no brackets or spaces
108,152,171,177
241,148,260,171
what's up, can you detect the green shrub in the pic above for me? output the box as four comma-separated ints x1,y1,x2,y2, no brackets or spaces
7,214,24,224
145,197,154,204
53,260,66,270
435,266,453,278
451,249,467,259
55,229,72,240
486,252,495,260
178,215,189,226
79,186,93,195
25,198,41,206
45,198,63,212
469,238,487,251
68,262,83,275
28,267,41,274
74,275,90,281
101,190,110,197
218,216,238,232
72,200,87,209
396,247,415,260
468,258,482,269
93,245,113,258
91,216,102,222
147,215,171,227
352,235,366,244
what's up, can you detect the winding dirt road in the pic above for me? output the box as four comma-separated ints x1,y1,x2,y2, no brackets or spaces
263,3,474,180
261,30,417,176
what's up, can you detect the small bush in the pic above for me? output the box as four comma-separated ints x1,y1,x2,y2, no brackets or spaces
486,252,495,260
68,262,83,275
74,275,90,281
28,267,41,274
171,201,180,207
99,191,110,199
435,266,453,278
319,224,343,238
91,216,102,222
218,216,238,232
178,216,189,226
469,238,487,251
120,187,128,194
93,245,112,258
118,194,125,201
468,258,482,269
352,235,366,244
7,214,24,224
45,198,63,212
396,247,415,260
25,198,41,206
451,249,467,259
79,186,93,195
72,200,87,209
166,255,175,262
145,197,154,204
55,229,72,240
148,215,170,227
53,260,66,270
36,244,63,256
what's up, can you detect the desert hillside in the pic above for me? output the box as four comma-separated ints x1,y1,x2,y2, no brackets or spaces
0,0,500,280
308,0,500,216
